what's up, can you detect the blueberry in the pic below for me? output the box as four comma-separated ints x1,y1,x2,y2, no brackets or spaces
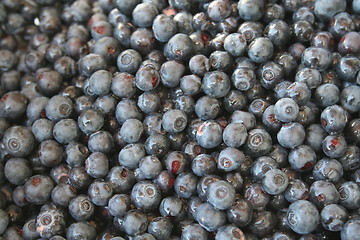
288,145,317,172
262,168,289,195
88,70,112,96
223,90,247,113
111,72,136,98
314,83,340,108
191,154,216,177
116,99,143,124
0,49,17,71
286,200,320,234
244,128,273,157
338,145,360,171
231,67,256,91
53,118,80,144
248,210,277,237
107,166,136,193
262,105,282,132
174,172,198,199
85,152,109,178
144,133,169,157
69,194,95,221
65,142,89,167
346,118,360,145
224,33,247,57
277,122,306,149
66,221,96,240
340,85,360,114
274,98,299,123
45,95,74,122
162,109,188,134
284,179,309,203
51,183,77,208
248,98,270,118
237,0,264,21
153,170,175,192
215,225,246,240
320,204,348,232
164,33,194,61
24,175,54,205
244,183,270,209
3,126,35,158
26,96,49,124
119,143,146,170
338,181,360,210
207,0,231,22
152,14,177,42
173,11,194,34
308,180,340,209
159,196,187,222
305,124,328,152
53,56,77,80
218,147,245,172
78,109,104,136
248,37,274,63
195,95,220,120
0,91,28,120
87,180,113,206
119,118,143,143
35,69,63,97
197,175,221,201
259,61,284,90
209,51,233,71
314,0,346,21
293,7,315,24
165,151,189,175
132,3,158,28
50,164,71,185
251,156,279,182
322,134,347,158
302,47,332,71
264,19,290,47
227,198,253,227
36,208,66,238
93,36,121,62
286,82,311,106
341,219,360,240
107,194,130,218
0,209,9,235
206,180,235,210
188,55,210,77
22,217,39,240
4,158,32,185
195,202,226,232
230,110,256,130
223,122,247,148
78,53,107,77
181,223,208,240
130,28,156,55
312,158,343,183
133,233,156,240
202,70,231,98
69,166,92,190
338,31,360,56
113,22,132,48
117,49,142,74
135,66,161,91
115,0,141,15
148,217,173,240
196,120,223,149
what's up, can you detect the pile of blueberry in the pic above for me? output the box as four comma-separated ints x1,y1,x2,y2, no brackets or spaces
1,0,360,239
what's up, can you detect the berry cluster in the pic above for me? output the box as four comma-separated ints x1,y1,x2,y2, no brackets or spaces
0,0,360,239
